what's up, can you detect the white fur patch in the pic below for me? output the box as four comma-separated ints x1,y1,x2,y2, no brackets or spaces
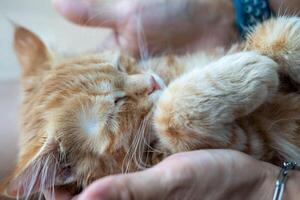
79,107,101,137
97,81,112,91
82,118,100,136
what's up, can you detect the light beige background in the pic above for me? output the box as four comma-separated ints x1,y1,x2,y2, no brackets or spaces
0,0,110,179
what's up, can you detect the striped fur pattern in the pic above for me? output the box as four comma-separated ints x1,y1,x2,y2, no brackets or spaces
1,16,300,199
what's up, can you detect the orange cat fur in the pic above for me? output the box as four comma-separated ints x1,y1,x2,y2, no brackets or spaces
1,17,300,199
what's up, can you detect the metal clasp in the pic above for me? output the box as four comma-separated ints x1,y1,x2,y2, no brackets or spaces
272,161,297,200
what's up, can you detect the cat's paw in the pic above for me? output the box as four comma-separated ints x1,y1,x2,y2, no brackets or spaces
153,52,279,153
246,16,300,83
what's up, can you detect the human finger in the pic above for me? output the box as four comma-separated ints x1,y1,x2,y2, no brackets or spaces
43,188,74,200
52,0,132,28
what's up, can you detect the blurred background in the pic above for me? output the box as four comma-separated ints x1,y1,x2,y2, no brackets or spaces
0,0,110,180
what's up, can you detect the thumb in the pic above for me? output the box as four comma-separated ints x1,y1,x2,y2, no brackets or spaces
43,188,74,200
52,0,133,28
77,167,173,200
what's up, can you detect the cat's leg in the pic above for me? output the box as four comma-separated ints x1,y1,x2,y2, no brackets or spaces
154,52,279,153
246,17,300,84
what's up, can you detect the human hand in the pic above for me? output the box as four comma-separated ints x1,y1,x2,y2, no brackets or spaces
52,0,238,57
45,149,288,200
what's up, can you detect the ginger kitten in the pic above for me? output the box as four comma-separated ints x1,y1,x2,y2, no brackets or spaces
1,17,300,199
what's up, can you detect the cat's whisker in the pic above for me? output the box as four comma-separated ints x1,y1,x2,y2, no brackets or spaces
138,115,155,169
122,117,144,173
24,161,41,200
131,119,145,169
39,157,50,200
125,115,151,171
141,121,153,163
142,121,152,166
268,116,300,130
84,13,116,28
123,143,134,173
141,117,152,167
277,4,291,17
142,120,164,154
145,142,164,153
48,154,58,200
121,144,130,173
144,145,164,154
276,2,284,17
126,119,142,172
294,10,300,17
134,7,150,69
48,160,57,200
83,1,130,28
135,119,145,166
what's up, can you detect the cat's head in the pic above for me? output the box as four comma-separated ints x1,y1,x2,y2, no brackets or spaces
1,27,165,198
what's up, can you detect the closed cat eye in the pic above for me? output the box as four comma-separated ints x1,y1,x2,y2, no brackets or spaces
114,95,128,104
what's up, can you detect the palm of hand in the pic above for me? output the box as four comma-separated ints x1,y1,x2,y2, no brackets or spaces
54,0,238,57
68,150,275,200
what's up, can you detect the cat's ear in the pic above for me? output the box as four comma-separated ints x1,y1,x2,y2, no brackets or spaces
14,26,51,77
1,138,74,198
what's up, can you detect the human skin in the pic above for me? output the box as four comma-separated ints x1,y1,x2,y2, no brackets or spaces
52,0,239,57
2,0,300,199
52,0,300,57
44,150,300,200
49,1,300,199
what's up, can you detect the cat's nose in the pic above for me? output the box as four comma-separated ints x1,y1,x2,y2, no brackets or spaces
148,76,161,95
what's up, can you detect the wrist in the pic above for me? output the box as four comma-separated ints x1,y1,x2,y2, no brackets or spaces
256,162,279,200
237,162,278,200
257,162,300,200
222,160,278,200
284,170,300,200
210,154,279,200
